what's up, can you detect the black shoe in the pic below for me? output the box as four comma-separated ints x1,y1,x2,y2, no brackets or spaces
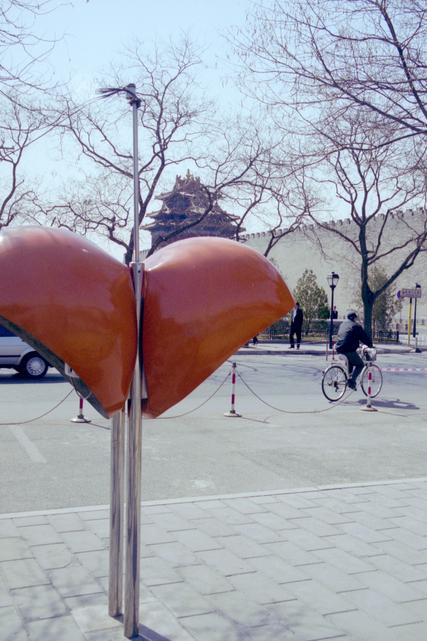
289,345,295,349
297,344,300,350
347,381,357,390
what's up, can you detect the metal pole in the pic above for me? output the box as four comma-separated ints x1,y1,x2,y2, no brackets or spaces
124,84,143,640
408,298,413,346
329,286,335,350
109,409,125,617
413,293,417,339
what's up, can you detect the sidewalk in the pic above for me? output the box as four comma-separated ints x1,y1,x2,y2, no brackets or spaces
1,478,427,641
237,340,423,357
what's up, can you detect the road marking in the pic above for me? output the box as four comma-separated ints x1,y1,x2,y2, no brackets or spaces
9,426,47,463
382,367,427,373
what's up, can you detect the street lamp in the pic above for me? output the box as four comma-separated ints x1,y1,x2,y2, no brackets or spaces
327,271,340,349
413,283,421,352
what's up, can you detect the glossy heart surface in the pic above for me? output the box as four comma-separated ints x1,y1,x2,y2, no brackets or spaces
142,237,294,417
0,227,136,417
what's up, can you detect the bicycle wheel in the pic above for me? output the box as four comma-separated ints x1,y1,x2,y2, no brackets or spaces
321,365,348,402
361,364,383,398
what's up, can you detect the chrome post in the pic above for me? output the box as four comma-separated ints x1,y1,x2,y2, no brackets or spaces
124,84,143,640
108,409,125,617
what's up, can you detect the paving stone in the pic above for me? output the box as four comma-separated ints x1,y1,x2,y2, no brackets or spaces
208,590,273,627
148,540,199,566
64,592,107,610
170,502,212,520
26,614,86,641
0,605,28,641
0,576,13,607
301,506,354,525
229,570,296,604
0,558,48,589
389,622,427,641
326,609,401,641
196,547,254,576
180,611,249,641
264,540,320,566
19,524,62,546
49,560,102,597
223,498,267,515
284,528,335,552
247,555,309,584
251,494,281,505
216,534,267,559
192,517,236,537
268,501,306,520
295,517,343,537
339,521,394,543
140,555,181,586
343,588,420,626
233,521,282,543
150,582,213,618
312,547,375,574
71,604,122,633
0,520,19,538
84,518,109,538
324,534,381,557
387,516,427,537
31,543,73,570
138,524,177,545
79,509,109,521
177,563,233,595
373,539,427,565
384,527,427,551
62,530,104,553
358,569,427,602
48,513,84,533
298,562,367,593
269,600,350,641
12,584,67,620
406,579,427,596
76,549,109,578
0,538,32,561
251,511,299,531
202,505,253,526
150,512,194,532
173,528,222,552
277,494,317,509
350,511,397,531
403,598,427,620
285,578,356,616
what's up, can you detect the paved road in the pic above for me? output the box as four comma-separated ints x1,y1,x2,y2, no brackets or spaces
0,351,426,514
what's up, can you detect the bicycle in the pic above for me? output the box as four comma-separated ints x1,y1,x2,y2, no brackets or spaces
321,346,383,402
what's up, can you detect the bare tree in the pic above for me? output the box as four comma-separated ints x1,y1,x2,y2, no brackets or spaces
305,115,427,337
234,0,427,148
41,39,310,262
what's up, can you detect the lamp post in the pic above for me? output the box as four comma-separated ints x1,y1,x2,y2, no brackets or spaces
327,271,340,350
413,283,421,352
99,84,142,639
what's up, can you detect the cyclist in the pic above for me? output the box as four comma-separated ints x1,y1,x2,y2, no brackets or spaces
335,309,373,390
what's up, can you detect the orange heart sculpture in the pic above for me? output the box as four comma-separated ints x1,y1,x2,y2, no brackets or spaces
0,227,136,417
142,237,294,417
0,229,293,419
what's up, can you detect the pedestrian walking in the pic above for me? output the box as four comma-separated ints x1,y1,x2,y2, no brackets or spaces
289,302,303,349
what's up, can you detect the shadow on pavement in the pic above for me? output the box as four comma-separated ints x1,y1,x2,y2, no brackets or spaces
356,397,419,411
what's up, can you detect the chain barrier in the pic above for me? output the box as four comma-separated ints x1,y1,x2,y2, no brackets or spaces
0,388,75,426
236,369,354,415
157,370,231,419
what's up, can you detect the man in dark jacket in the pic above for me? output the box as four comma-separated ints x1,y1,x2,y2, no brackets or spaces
335,310,373,390
289,302,304,349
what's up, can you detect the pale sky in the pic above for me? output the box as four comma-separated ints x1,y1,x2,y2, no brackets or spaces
27,0,255,256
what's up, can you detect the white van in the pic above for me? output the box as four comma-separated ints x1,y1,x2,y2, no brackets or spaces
0,326,50,378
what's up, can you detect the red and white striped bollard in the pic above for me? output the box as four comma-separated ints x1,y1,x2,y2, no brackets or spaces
224,362,241,417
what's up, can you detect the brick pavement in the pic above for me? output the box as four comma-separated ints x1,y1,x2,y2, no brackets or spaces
1,478,427,641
